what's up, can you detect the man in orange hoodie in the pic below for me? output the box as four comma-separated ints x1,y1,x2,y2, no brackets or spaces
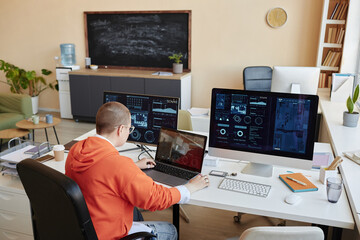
65,102,209,240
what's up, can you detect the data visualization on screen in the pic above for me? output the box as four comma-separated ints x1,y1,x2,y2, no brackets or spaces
209,88,319,175
104,91,179,145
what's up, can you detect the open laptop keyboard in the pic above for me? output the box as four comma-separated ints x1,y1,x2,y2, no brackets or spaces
154,162,197,180
218,178,271,198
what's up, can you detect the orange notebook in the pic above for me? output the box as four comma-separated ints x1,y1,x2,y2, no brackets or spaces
279,173,318,192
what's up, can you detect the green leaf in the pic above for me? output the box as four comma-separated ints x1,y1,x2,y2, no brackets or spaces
25,71,36,80
41,69,52,75
353,85,359,103
38,76,46,85
347,96,354,113
0,60,4,70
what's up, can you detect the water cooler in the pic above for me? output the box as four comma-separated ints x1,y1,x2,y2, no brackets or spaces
56,67,74,119
57,44,80,119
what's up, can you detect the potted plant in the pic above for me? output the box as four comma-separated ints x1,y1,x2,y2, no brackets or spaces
168,53,183,74
343,84,359,127
0,59,58,114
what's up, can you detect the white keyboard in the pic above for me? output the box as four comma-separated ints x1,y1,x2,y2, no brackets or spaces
218,178,271,198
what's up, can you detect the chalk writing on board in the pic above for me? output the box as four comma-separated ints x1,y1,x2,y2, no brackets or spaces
85,12,190,70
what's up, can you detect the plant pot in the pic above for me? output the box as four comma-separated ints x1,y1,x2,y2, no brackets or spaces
31,96,39,114
343,111,359,127
173,63,183,74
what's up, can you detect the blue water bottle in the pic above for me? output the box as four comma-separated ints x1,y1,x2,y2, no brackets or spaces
60,43,76,66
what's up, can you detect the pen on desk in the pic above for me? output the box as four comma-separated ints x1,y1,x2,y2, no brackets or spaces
286,176,307,186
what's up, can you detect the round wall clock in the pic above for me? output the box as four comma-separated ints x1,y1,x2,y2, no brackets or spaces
267,7,287,28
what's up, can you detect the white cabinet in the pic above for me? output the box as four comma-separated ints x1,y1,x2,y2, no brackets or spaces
0,176,33,239
57,67,74,119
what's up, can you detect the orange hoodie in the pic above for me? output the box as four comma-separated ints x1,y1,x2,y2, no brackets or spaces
65,137,181,240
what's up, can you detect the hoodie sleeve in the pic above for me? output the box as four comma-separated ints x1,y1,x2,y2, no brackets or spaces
114,156,181,211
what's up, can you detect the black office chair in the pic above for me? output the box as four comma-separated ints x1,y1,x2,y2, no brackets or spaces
243,66,273,91
16,159,156,240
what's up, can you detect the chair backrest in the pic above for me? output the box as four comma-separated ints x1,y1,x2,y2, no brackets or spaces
243,66,273,92
178,109,193,131
239,226,324,240
17,159,98,240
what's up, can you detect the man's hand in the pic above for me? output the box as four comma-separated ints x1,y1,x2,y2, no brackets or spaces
136,158,156,169
185,174,210,194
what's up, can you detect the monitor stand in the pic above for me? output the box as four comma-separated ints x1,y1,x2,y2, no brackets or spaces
241,162,273,178
290,83,301,94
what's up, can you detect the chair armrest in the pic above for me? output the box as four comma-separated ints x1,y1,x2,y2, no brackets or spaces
0,93,32,118
120,231,156,240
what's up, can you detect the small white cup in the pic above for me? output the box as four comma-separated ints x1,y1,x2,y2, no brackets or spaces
32,115,39,124
53,145,65,161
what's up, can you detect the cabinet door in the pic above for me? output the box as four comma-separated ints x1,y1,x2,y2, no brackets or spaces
145,78,181,97
110,77,145,94
69,75,92,118
89,76,111,117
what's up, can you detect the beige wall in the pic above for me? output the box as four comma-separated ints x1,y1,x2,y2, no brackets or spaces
0,0,322,109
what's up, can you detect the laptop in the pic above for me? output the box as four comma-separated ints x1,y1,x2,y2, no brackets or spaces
143,127,207,186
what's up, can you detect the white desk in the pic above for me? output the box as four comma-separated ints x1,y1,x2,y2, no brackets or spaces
56,130,354,230
0,129,354,239
319,92,360,233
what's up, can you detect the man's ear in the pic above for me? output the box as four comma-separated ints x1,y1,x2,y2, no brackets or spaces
115,126,122,136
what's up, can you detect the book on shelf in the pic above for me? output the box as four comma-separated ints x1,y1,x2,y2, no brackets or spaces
322,51,331,66
330,2,339,19
336,28,345,44
330,27,338,43
328,76,332,89
327,28,333,43
333,2,344,20
318,73,332,88
331,52,341,67
338,2,348,20
318,73,324,88
323,50,334,66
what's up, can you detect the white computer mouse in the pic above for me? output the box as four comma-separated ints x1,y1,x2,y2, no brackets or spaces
284,194,302,205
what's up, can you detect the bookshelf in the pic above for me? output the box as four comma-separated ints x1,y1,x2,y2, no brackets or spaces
316,0,349,89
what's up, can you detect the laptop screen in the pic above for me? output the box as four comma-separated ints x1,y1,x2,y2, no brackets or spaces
155,128,207,172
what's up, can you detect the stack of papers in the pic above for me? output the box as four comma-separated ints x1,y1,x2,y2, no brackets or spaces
312,152,334,169
343,150,360,165
152,71,173,76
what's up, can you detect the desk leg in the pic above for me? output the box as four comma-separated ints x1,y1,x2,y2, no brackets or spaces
53,126,60,144
32,130,35,142
331,227,342,240
313,224,328,239
173,204,180,238
44,128,49,143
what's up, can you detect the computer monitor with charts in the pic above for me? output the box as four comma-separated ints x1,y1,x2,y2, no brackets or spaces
271,66,320,95
104,91,179,146
209,88,319,177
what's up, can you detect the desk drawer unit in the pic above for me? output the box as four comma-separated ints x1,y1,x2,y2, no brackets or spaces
0,209,32,235
0,190,31,214
0,228,33,240
0,189,33,237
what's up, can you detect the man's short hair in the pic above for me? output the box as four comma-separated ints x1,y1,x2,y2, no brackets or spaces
96,102,130,135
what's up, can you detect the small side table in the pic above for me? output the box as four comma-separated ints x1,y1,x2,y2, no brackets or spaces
16,117,61,144
0,128,30,151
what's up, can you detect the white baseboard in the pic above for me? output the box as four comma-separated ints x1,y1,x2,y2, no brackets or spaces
38,108,60,113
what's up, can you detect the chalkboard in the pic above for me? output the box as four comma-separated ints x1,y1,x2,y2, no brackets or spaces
84,11,191,70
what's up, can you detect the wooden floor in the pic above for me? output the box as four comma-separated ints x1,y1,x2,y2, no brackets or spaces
29,111,308,240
